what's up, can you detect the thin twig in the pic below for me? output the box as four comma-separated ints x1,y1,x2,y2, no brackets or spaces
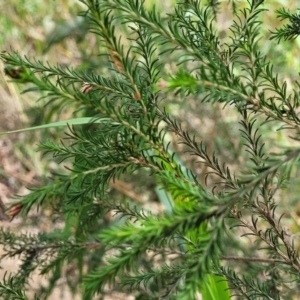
221,255,288,264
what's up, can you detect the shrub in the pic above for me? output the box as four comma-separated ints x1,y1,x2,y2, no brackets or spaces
1,0,300,299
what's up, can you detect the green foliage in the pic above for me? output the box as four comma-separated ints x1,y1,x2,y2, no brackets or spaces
0,272,37,300
270,8,300,42
2,0,300,299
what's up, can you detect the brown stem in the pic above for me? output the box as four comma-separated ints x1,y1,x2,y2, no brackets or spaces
221,255,287,264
